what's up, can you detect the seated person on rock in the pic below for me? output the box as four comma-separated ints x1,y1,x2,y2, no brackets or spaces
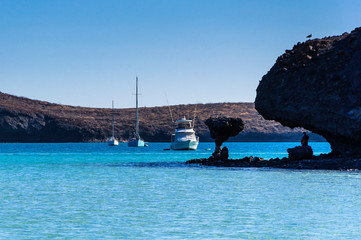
301,132,309,146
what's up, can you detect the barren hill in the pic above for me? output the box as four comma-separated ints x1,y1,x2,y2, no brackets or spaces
0,91,323,142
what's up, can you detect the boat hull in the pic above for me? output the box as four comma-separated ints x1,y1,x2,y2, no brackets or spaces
128,139,145,147
171,140,198,150
108,140,119,146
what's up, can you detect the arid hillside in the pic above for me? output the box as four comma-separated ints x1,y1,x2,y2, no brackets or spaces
0,92,323,142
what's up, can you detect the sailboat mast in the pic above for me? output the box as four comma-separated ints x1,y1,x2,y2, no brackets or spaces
192,104,197,128
136,77,139,137
112,100,115,137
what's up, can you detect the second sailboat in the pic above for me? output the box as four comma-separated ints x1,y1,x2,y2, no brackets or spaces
128,77,146,147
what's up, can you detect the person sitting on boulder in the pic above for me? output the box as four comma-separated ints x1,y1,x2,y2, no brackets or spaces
220,146,229,160
301,132,309,146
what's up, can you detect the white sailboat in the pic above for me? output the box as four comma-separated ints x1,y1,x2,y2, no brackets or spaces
171,117,199,150
108,100,119,146
128,77,146,147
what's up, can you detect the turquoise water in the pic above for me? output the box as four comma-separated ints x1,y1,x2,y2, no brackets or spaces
1,142,361,239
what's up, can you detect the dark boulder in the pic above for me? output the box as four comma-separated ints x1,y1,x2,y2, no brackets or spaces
255,27,361,157
287,145,313,160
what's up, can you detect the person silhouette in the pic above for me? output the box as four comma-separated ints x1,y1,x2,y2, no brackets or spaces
301,132,309,146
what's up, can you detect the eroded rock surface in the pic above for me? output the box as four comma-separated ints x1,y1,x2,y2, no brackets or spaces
205,116,244,158
255,27,361,157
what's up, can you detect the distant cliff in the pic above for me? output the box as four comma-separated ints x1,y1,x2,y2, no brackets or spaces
0,92,323,142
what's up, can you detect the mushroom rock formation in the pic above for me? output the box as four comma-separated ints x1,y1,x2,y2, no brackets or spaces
205,117,244,158
255,27,361,157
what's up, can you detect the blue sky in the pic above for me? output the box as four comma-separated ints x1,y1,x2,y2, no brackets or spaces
1,0,360,108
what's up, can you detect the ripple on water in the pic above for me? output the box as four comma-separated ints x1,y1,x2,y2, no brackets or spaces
2,142,360,239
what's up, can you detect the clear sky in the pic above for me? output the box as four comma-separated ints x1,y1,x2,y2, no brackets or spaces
1,0,360,108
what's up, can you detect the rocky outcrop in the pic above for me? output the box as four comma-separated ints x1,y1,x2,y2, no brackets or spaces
255,27,361,157
205,117,244,157
188,117,244,165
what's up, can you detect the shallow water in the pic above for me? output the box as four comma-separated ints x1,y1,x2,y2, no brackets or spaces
1,142,360,239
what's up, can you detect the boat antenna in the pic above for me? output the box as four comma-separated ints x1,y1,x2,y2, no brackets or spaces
178,104,181,120
135,77,139,137
112,100,115,138
165,93,174,123
192,103,198,128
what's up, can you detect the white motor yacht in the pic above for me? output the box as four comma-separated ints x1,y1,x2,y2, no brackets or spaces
171,117,199,150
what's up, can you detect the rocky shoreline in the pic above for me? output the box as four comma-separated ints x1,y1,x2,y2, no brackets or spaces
185,115,361,171
186,155,361,171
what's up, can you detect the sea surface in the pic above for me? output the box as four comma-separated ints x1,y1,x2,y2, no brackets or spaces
1,142,360,239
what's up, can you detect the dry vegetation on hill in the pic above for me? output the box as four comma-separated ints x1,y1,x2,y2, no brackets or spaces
0,92,323,142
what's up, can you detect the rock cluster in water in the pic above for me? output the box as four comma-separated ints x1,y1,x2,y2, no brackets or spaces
255,27,361,157
186,156,361,171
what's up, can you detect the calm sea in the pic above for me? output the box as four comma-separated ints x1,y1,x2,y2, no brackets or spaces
1,142,360,239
